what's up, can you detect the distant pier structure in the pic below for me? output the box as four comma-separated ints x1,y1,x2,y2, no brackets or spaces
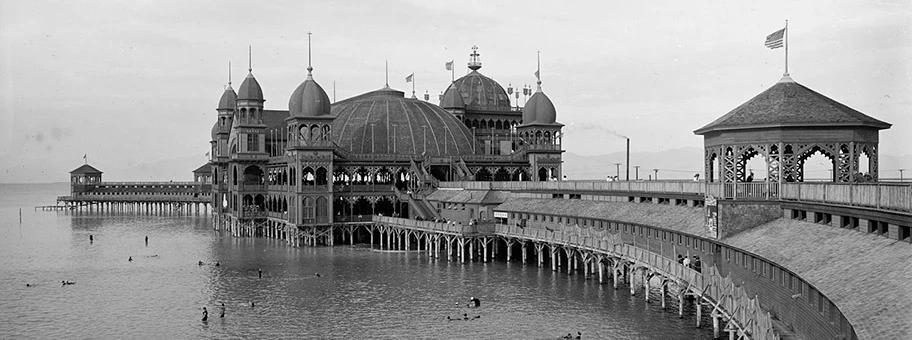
55,163,213,214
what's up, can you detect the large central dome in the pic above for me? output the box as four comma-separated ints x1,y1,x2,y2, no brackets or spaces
332,88,479,156
448,70,511,111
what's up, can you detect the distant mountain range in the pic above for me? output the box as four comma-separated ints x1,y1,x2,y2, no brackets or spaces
563,147,912,181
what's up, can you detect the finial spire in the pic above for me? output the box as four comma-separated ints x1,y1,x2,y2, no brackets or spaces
468,45,482,71
248,45,252,73
384,60,389,89
535,50,542,91
306,31,313,79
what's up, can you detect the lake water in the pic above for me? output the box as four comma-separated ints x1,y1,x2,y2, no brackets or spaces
0,183,713,339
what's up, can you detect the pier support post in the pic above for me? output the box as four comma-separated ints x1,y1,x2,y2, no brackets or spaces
506,240,513,262
644,272,650,303
521,242,527,264
696,302,702,327
712,313,721,339
678,292,684,318
613,263,620,290
660,281,667,309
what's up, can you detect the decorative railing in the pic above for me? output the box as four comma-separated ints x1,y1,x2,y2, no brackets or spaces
374,216,494,236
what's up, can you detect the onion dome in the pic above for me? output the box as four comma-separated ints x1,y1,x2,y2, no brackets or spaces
289,75,331,117
440,84,465,109
521,80,558,125
217,85,237,110
237,72,263,101
694,75,891,135
331,87,479,156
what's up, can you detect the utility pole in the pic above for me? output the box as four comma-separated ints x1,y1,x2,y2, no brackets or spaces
634,166,640,181
613,163,621,179
653,169,659,181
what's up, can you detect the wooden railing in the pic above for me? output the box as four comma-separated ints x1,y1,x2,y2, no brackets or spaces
780,182,912,213
374,216,494,236
441,180,912,213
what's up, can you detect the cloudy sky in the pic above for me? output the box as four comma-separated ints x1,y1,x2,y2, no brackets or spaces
1,0,909,183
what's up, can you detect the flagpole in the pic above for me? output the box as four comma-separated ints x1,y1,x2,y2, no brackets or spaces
784,19,789,76
412,73,416,98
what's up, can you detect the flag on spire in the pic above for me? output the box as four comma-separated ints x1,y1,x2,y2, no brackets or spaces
445,60,453,71
765,27,785,49
405,73,414,82
534,70,540,80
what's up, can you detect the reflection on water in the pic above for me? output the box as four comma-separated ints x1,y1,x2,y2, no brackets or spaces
0,183,712,339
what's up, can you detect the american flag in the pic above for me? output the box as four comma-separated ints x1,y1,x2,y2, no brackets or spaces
765,28,785,49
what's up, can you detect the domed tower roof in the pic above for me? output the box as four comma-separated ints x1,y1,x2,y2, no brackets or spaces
694,76,891,135
218,85,237,110
237,72,263,101
331,87,479,156
440,84,465,109
289,77,331,117
448,46,511,111
451,70,511,111
523,89,558,125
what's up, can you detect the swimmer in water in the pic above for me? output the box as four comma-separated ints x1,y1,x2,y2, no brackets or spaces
215,262,220,267
315,273,321,277
463,313,469,321
470,296,481,307
128,256,133,262
89,235,93,243
258,268,262,279
202,307,208,322
251,301,255,308
198,261,203,266
145,236,148,246
220,303,225,318
26,283,31,287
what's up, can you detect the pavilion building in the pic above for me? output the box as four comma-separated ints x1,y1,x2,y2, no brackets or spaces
208,46,563,230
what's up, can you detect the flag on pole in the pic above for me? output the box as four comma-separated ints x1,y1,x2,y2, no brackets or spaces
445,60,453,71
405,73,414,82
765,28,785,49
205,151,210,156
534,70,540,80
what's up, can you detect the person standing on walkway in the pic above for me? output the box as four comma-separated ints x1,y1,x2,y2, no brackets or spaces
682,256,691,268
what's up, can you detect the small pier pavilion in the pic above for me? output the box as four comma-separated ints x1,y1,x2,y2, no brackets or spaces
56,164,213,214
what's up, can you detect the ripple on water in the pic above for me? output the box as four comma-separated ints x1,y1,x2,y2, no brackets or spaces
1,187,713,339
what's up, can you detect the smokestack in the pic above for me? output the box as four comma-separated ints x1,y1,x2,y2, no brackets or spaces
626,138,630,181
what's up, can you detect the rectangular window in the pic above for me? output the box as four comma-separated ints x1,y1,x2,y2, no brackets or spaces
678,234,683,245
247,134,259,152
662,232,667,241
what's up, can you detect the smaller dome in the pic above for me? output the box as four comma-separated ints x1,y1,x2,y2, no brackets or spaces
523,88,557,125
289,77,331,117
217,85,237,110
237,72,264,101
211,122,219,140
440,84,465,109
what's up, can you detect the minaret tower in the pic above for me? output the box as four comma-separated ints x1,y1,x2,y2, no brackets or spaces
211,62,237,213
285,32,335,226
517,51,564,181
228,46,268,217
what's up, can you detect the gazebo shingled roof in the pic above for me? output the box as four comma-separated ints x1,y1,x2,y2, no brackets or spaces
192,163,212,174
70,164,102,174
694,77,891,135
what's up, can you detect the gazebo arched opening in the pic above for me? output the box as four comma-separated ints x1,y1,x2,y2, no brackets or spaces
800,147,835,182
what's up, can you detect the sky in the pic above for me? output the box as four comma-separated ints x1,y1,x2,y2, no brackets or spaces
1,0,909,183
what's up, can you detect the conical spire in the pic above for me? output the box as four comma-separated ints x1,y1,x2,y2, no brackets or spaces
306,31,314,80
